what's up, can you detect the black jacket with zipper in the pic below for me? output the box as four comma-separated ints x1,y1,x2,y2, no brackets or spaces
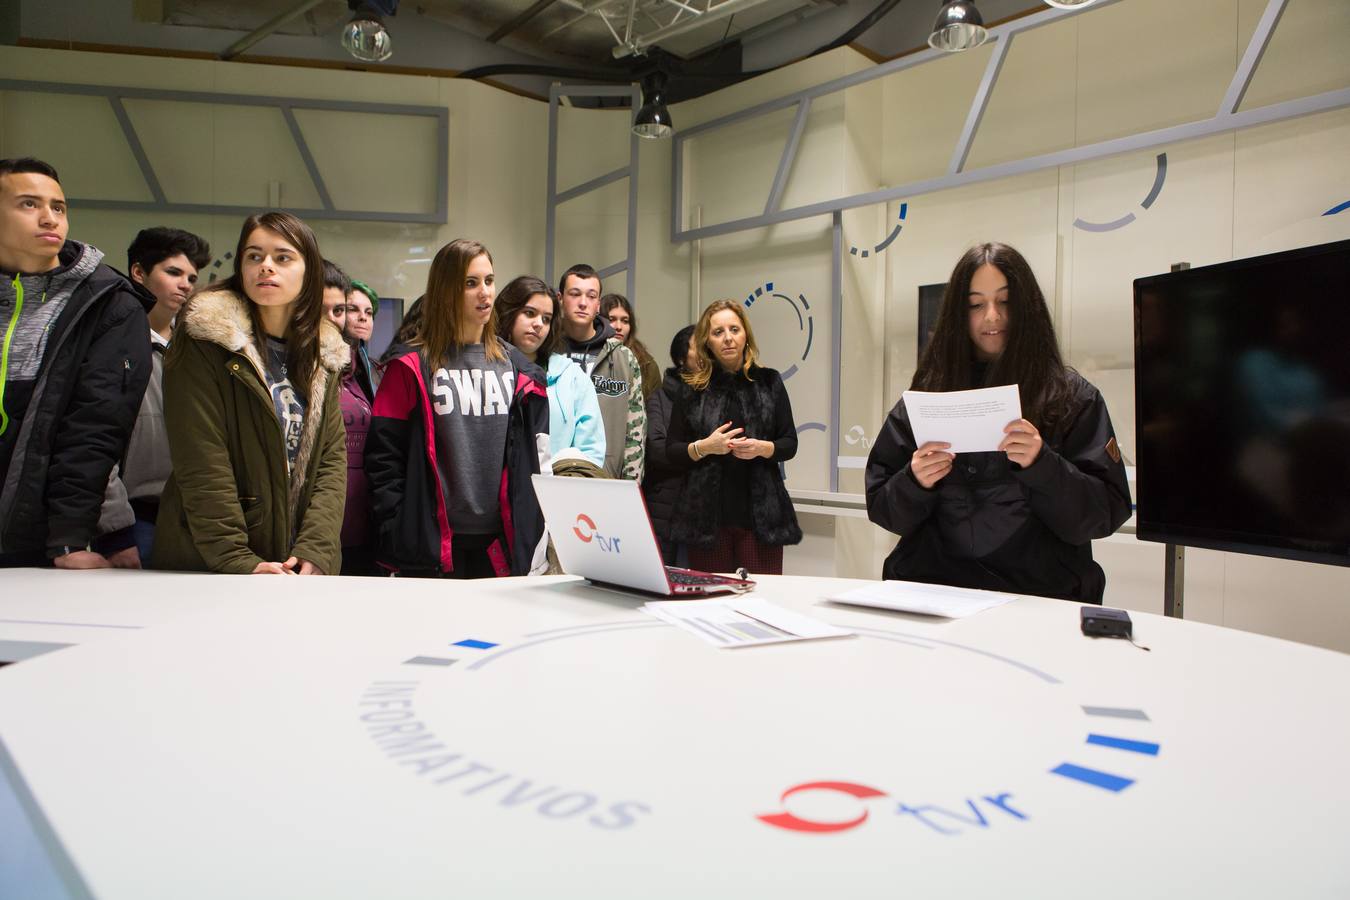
365,341,550,577
0,241,152,558
864,370,1132,604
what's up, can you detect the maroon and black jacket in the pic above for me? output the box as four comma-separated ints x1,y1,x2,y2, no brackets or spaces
365,342,549,577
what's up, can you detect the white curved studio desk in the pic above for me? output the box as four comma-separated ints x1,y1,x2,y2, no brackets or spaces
0,569,1347,899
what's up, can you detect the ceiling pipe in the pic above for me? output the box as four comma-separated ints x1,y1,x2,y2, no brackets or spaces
220,0,327,60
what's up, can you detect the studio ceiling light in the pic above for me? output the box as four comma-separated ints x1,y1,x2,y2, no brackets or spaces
928,0,989,53
633,73,674,140
342,0,397,63
1043,0,1099,8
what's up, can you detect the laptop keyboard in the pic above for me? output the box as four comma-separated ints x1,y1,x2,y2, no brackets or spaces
666,568,738,586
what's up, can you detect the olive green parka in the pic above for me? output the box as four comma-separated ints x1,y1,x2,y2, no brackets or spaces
153,288,349,574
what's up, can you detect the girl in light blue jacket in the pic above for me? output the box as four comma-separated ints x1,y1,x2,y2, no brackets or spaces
497,276,606,467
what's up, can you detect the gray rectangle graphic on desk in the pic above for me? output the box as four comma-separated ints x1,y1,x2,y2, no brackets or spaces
726,621,779,641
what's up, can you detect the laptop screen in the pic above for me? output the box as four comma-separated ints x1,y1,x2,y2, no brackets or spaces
531,476,673,594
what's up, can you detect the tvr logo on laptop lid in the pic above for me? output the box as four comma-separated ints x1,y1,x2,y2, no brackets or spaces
572,514,622,553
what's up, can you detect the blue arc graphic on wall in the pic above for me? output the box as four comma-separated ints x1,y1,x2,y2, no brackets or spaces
1323,200,1350,216
849,203,908,258
744,282,814,381
1073,153,1168,233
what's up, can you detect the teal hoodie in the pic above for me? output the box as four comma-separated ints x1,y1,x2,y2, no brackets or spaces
546,352,605,467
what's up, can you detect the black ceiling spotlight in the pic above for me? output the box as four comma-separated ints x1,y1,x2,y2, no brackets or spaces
342,0,398,62
633,71,674,140
928,0,989,52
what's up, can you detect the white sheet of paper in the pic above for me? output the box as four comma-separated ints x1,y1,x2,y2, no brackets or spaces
902,385,1022,454
642,597,853,648
827,581,1017,619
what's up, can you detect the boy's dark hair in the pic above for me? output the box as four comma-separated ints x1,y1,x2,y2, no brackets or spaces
0,157,61,184
558,263,600,296
127,227,212,274
322,258,352,295
670,324,696,371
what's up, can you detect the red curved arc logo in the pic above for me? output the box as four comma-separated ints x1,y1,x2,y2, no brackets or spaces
573,514,596,543
755,781,888,833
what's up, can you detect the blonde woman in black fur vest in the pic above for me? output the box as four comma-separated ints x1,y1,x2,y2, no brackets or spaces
665,300,801,575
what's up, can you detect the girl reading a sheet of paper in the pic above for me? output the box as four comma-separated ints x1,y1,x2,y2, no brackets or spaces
864,243,1131,603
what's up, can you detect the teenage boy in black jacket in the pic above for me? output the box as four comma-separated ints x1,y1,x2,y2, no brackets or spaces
0,157,151,568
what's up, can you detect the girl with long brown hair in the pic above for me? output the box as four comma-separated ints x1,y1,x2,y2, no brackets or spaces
365,240,550,578
601,293,661,402
496,275,605,467
665,300,801,575
865,242,1131,603
154,211,349,574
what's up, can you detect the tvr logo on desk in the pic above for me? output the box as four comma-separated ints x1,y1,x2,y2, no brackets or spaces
756,781,887,833
572,514,622,553
757,780,1029,837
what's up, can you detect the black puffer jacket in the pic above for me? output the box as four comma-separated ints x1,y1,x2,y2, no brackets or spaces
865,370,1131,603
666,365,802,548
642,368,684,555
0,242,151,557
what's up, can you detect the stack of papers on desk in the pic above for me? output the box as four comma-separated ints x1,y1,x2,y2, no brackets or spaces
642,597,853,648
828,581,1016,619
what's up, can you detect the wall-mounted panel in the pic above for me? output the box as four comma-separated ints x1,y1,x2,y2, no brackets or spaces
775,93,847,214
683,104,801,228
122,99,215,205
1074,0,1237,145
1241,0,1350,111
556,105,632,197
209,104,324,211
553,177,631,282
879,45,993,187
294,108,440,215
0,91,151,201
964,18,1077,170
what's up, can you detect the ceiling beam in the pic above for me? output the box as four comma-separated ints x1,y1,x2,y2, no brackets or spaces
614,0,777,57
220,0,327,61
486,0,561,44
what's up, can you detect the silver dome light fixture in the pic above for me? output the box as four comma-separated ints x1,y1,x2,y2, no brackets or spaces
928,0,989,53
342,0,397,63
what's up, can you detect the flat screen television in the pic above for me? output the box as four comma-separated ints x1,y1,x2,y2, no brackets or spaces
1133,239,1350,567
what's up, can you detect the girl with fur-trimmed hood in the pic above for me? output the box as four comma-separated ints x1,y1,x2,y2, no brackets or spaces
153,212,348,575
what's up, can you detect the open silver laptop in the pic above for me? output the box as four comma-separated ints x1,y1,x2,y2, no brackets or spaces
531,475,755,597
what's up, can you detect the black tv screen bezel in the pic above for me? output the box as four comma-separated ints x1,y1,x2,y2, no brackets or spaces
1132,239,1350,568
